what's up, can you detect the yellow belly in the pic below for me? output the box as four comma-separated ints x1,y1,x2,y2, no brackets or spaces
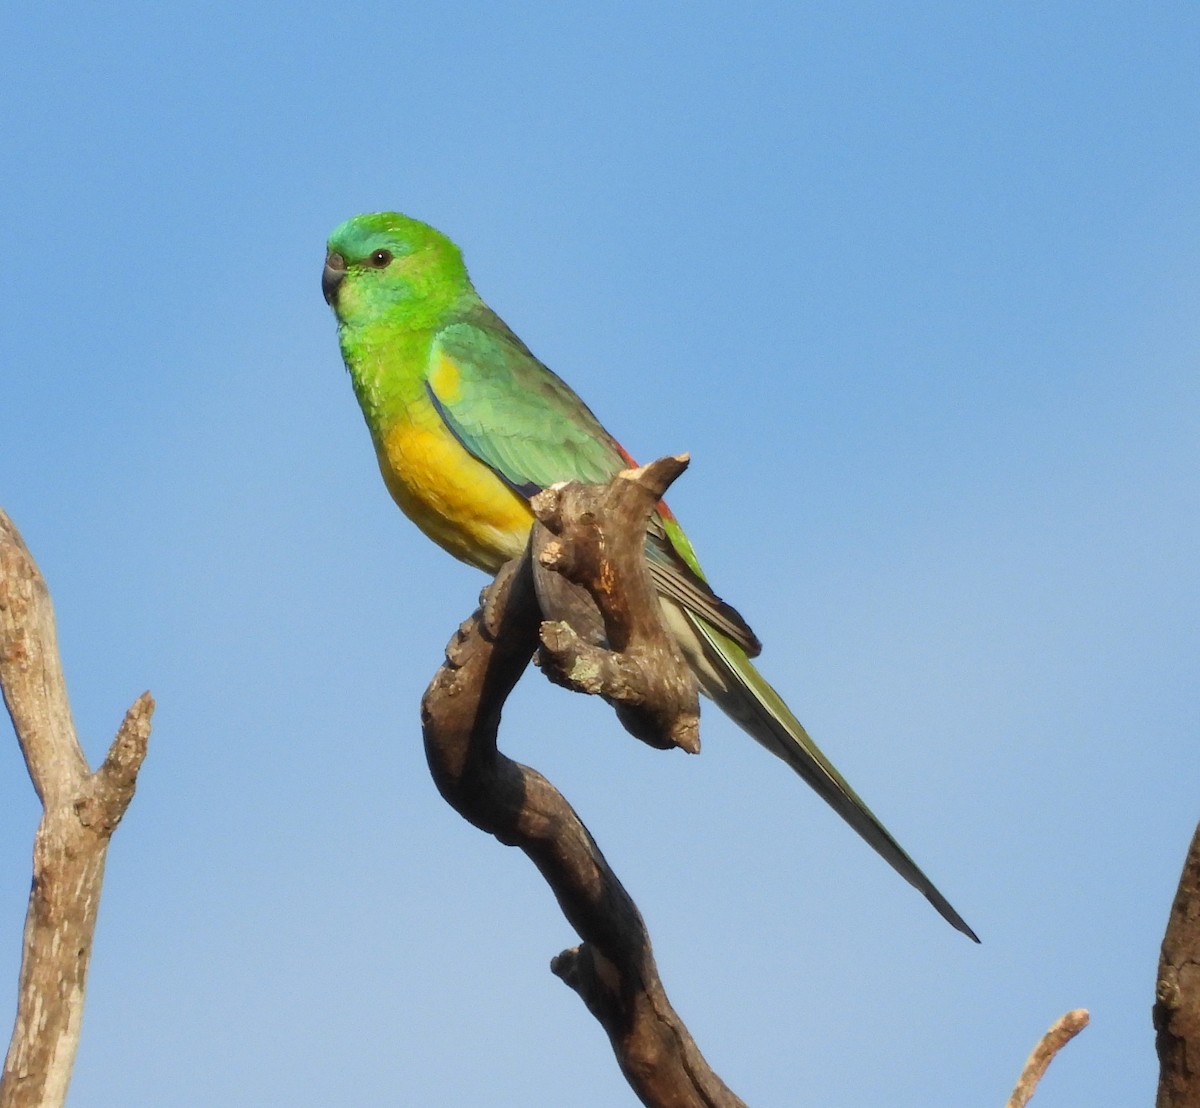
376,418,533,572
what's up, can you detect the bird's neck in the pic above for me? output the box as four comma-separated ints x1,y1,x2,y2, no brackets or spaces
341,317,434,436
341,286,482,436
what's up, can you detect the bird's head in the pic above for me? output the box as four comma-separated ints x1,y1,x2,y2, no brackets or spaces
322,212,470,329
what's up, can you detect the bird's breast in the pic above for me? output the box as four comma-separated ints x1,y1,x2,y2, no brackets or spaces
376,413,533,573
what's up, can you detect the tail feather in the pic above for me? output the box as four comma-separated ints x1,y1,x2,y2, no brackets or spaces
681,611,979,942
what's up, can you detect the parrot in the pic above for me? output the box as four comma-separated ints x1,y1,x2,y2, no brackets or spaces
322,211,978,942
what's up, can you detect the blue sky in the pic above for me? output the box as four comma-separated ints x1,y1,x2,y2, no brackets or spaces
2,3,1197,1104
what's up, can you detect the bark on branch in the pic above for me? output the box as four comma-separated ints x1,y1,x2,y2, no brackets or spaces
530,454,700,754
0,508,154,1108
421,457,744,1107
1155,819,1200,1107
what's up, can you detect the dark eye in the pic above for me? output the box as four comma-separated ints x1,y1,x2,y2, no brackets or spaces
368,249,393,268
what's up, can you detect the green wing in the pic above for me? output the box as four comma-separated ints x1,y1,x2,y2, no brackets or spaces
428,309,761,654
430,313,627,493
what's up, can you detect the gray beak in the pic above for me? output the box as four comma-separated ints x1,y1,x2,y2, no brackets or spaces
322,251,347,307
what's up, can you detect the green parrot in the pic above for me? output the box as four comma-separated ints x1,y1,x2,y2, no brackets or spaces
323,211,977,942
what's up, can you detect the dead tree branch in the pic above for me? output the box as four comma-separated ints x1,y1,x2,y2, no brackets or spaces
1004,1008,1089,1108
421,457,744,1108
1155,820,1200,1107
0,509,154,1108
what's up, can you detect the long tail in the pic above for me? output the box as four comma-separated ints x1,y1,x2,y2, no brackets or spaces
678,610,979,942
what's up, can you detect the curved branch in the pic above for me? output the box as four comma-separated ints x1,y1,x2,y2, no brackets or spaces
0,509,154,1108
421,460,743,1107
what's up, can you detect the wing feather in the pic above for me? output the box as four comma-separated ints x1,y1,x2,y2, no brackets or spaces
428,310,761,654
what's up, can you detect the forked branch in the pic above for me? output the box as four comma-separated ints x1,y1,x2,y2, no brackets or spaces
0,509,153,1108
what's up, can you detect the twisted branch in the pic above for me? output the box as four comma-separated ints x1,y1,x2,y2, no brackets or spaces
421,458,743,1107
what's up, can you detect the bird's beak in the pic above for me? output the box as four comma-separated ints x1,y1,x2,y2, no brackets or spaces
322,251,347,307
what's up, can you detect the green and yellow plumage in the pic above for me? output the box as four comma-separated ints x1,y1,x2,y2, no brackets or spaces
324,211,977,942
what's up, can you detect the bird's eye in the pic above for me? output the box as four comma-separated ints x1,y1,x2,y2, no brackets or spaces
368,249,393,268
